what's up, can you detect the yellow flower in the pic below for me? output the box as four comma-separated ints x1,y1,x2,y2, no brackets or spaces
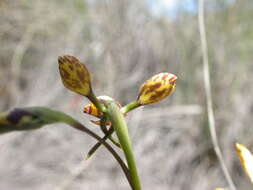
137,73,177,105
58,55,91,96
83,96,124,125
235,143,253,183
83,96,113,118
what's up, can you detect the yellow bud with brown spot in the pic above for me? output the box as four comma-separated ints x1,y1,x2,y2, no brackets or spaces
137,73,177,105
58,55,91,96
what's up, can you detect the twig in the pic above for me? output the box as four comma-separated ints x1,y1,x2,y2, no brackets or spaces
10,26,36,106
198,1,236,190
85,125,115,160
54,161,90,190
66,120,132,188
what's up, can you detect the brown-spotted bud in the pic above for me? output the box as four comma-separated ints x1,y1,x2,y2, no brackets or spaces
235,143,253,183
58,55,92,96
137,73,177,105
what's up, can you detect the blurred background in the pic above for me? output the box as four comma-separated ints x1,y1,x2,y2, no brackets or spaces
0,0,253,189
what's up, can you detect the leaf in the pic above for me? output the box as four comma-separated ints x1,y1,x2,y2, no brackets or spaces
0,107,69,134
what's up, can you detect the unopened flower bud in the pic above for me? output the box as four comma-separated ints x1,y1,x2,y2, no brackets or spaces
58,55,91,96
137,73,177,105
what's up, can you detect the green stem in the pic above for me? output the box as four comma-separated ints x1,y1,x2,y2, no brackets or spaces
107,102,142,190
99,116,121,148
87,91,106,113
89,91,120,147
121,101,141,115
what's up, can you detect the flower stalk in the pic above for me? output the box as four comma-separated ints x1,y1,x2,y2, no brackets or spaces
121,101,141,114
87,92,107,113
107,101,142,190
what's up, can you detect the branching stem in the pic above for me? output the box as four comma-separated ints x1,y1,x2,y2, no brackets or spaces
57,112,132,188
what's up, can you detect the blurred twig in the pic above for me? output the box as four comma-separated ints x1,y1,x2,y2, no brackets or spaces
54,161,91,190
198,1,236,190
10,26,36,105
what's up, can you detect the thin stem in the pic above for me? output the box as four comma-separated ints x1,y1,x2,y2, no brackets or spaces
85,114,122,160
85,126,115,160
121,101,141,115
99,116,121,148
87,91,106,113
67,122,133,188
198,1,236,190
107,101,141,190
57,112,132,188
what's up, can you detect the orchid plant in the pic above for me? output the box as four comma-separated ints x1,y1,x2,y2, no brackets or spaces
0,55,177,190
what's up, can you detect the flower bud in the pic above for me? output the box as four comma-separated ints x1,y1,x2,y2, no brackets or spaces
58,55,91,96
235,143,253,183
137,73,177,105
